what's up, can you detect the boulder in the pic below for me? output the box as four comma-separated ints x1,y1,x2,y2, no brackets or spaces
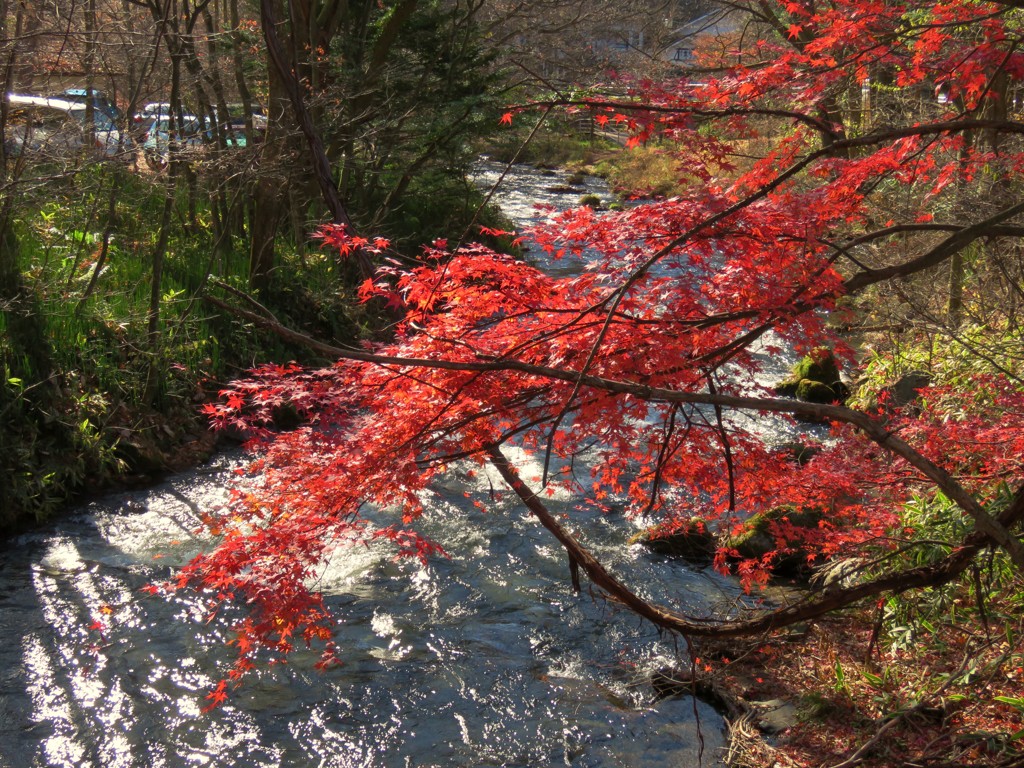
271,402,303,431
726,505,823,577
774,347,849,404
886,370,931,408
544,184,582,194
632,517,716,561
855,369,932,417
113,438,166,476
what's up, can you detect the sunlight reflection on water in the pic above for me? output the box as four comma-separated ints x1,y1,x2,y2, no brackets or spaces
3,443,733,766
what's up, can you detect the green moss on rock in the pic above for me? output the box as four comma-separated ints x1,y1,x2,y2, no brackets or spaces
774,347,849,404
795,379,839,404
727,505,823,575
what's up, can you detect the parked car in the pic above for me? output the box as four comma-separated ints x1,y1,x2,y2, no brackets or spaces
205,103,267,145
132,102,173,132
141,114,206,169
3,94,128,160
59,88,125,124
141,112,253,169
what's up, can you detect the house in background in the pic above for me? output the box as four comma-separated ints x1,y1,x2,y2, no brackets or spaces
590,1,718,71
499,1,717,85
662,8,746,69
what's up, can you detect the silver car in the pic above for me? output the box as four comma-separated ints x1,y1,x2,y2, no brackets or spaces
4,94,128,160
141,114,207,170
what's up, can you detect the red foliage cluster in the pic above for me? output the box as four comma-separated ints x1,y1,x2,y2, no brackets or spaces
168,1,1024,687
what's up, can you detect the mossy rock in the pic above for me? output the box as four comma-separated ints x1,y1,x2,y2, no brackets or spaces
886,370,931,408
795,378,842,404
271,402,303,431
774,347,849,404
726,505,823,576
633,518,716,561
113,438,168,476
793,347,842,383
579,194,603,208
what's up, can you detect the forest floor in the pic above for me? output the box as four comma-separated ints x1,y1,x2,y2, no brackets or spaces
710,603,1024,767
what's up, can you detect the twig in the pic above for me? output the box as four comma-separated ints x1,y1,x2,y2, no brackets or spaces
208,278,279,321
824,641,985,768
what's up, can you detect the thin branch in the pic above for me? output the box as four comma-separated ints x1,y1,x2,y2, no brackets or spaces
485,445,1024,639
844,198,1024,293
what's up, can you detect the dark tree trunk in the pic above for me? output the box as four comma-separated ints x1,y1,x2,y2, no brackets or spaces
0,1,50,383
249,176,284,292
248,0,292,292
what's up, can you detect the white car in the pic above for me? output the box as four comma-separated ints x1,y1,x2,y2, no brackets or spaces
133,102,173,131
4,94,128,159
141,114,208,170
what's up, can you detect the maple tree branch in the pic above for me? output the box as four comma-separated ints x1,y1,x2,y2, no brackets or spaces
641,403,687,516
436,107,1024,494
707,375,737,515
532,118,1024,469
835,223,1024,253
535,114,835,482
536,97,841,138
459,103,554,249
843,197,1024,294
205,294,1024,568
486,447,1024,640
526,97,1024,143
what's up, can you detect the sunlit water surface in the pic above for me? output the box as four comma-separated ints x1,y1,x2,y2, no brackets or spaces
1,449,736,767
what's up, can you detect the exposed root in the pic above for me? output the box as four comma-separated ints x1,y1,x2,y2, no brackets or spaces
724,712,802,768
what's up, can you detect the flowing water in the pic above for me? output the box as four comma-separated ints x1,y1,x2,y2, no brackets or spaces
0,162,805,768
470,158,609,278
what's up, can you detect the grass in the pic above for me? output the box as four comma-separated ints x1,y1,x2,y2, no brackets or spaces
1,145,521,529
0,166,299,526
587,143,689,198
481,117,621,169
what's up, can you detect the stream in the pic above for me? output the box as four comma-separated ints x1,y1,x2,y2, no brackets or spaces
0,161,806,768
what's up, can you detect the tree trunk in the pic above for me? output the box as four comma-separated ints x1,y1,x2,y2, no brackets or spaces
144,193,173,406
248,0,292,291
259,0,373,278
0,1,50,383
228,0,258,141
249,176,284,292
947,248,965,328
